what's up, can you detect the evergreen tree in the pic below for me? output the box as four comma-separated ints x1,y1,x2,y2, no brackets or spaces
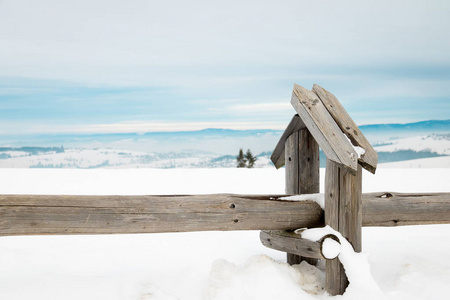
245,149,257,168
236,148,247,168
236,148,257,168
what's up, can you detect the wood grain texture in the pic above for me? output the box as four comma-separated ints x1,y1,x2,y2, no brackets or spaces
285,132,299,195
339,164,362,252
0,194,324,236
286,128,320,265
291,84,358,175
285,131,301,263
312,84,378,174
270,114,305,169
362,192,450,226
260,230,324,260
1,192,450,237
325,159,362,295
298,129,320,195
261,230,341,260
324,159,344,295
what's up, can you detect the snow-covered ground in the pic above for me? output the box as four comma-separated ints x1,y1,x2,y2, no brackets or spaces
0,168,449,300
373,134,450,155
0,148,272,169
378,156,450,168
0,134,448,169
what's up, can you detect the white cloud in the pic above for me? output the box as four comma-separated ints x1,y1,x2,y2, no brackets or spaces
0,0,449,85
229,103,292,113
0,0,449,131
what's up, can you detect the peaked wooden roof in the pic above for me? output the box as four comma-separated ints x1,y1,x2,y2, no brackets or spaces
270,114,305,169
271,84,377,175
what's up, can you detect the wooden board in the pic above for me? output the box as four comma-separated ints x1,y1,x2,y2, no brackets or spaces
298,129,320,196
324,159,345,294
325,159,362,295
285,132,300,194
270,114,305,169
285,128,320,265
0,194,323,236
1,192,450,236
362,192,450,226
260,230,324,260
312,84,378,174
291,84,358,175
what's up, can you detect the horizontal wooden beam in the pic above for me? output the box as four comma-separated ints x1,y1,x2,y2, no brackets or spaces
270,114,306,169
362,192,450,226
1,192,449,236
0,194,324,236
260,230,324,259
260,230,341,260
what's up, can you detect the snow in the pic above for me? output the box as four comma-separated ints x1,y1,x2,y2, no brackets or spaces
345,135,366,159
320,237,341,260
374,134,450,155
302,226,386,299
378,156,450,168
0,148,274,169
0,168,449,300
0,133,448,169
278,193,325,209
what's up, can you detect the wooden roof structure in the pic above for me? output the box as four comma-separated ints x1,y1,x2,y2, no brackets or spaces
271,84,378,175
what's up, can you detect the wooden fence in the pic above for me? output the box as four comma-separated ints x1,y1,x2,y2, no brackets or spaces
1,193,449,236
1,83,449,296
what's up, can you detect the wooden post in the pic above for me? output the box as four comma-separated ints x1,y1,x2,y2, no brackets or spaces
325,158,362,295
285,128,320,265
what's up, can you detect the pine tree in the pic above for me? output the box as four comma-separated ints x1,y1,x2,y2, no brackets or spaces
236,148,247,168
245,149,257,168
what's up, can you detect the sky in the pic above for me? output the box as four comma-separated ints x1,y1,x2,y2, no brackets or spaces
0,0,449,135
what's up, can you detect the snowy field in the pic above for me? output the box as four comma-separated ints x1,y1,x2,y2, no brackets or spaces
0,167,449,300
0,134,448,169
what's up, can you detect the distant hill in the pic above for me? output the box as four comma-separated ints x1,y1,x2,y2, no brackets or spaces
0,134,448,169
359,120,450,142
0,120,448,164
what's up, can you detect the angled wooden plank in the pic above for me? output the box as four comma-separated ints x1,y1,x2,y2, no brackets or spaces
291,84,358,175
313,84,378,174
270,114,305,169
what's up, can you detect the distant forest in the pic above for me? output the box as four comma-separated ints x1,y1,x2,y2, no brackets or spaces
0,146,65,159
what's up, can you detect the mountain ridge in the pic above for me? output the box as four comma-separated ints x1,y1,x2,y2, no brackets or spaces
1,119,449,154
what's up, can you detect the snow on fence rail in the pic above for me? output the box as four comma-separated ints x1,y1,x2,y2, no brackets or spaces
1,83,449,296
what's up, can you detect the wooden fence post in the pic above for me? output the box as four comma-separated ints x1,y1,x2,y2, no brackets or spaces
325,158,362,295
285,128,320,265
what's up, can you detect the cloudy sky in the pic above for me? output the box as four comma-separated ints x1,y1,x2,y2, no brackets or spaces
0,0,449,135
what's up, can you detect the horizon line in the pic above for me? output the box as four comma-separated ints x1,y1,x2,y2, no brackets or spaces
0,118,448,137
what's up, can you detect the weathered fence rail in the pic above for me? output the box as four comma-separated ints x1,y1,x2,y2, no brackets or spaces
0,194,322,236
1,192,449,236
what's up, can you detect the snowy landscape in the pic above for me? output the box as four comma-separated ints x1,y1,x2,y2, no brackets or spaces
0,120,449,169
0,167,449,300
1,1,450,299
